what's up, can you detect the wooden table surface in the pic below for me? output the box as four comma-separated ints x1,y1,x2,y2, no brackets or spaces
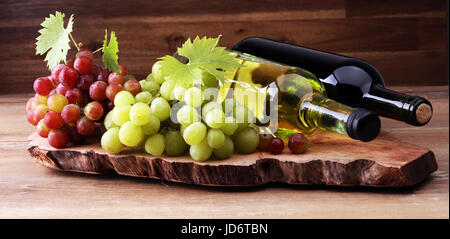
0,86,448,219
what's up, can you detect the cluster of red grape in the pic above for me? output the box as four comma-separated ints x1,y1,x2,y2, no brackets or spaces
259,133,309,154
26,49,142,148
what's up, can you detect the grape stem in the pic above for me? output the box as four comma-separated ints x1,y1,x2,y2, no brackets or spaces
69,33,80,51
92,47,103,54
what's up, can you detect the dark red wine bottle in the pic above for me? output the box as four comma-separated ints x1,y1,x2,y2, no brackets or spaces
232,37,433,126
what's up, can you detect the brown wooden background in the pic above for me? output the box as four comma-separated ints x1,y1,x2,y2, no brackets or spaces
0,0,447,94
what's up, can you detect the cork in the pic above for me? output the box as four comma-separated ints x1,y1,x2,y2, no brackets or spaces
416,103,432,124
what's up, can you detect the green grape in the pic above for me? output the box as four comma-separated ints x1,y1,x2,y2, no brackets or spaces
201,101,221,117
213,136,234,159
152,61,166,84
234,127,259,154
114,91,135,106
144,133,165,156
206,129,225,149
112,105,131,126
151,97,171,121
204,108,224,129
236,122,249,132
145,73,154,81
189,138,212,162
160,80,175,100
129,102,152,126
135,91,152,104
223,98,237,116
177,105,199,126
141,115,160,135
140,80,160,95
101,127,123,154
119,121,143,147
172,85,186,101
104,111,118,130
164,130,187,156
184,87,203,107
220,116,238,135
183,122,207,146
202,71,218,88
234,105,254,124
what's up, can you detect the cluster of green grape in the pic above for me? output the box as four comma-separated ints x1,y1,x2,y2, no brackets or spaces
100,61,261,161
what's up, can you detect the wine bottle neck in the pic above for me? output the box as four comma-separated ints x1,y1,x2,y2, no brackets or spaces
300,94,380,142
363,85,433,126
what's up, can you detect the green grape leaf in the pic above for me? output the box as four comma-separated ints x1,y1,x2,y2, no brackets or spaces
102,29,121,73
35,11,74,70
159,36,240,87
158,55,203,86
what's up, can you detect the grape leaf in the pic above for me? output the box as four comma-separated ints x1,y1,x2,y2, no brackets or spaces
102,29,121,73
35,11,74,70
158,55,203,85
159,36,240,87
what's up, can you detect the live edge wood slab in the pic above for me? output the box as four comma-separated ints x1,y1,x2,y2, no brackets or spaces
28,129,437,187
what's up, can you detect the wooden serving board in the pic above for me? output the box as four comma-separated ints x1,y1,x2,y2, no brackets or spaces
27,131,437,187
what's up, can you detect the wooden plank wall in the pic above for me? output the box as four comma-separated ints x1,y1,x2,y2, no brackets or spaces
0,0,447,94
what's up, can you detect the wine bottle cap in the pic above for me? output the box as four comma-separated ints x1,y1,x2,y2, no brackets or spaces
346,108,381,142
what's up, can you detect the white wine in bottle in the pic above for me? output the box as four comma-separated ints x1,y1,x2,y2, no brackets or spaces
218,52,381,142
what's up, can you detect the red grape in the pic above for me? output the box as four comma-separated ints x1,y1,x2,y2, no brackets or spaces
76,116,96,136
66,59,75,69
124,79,142,96
269,137,284,154
37,119,50,138
108,72,124,85
47,93,68,112
97,69,110,82
51,64,66,82
105,83,123,101
32,104,49,123
89,81,107,101
65,88,84,105
106,100,114,112
56,84,69,95
27,110,38,126
84,101,104,121
75,49,94,60
33,77,54,96
74,56,92,74
48,128,69,148
119,64,127,76
61,104,81,123
288,133,309,154
90,64,100,77
259,133,274,151
68,127,85,145
44,111,64,129
48,89,57,96
76,74,95,92
59,67,78,88
26,97,38,112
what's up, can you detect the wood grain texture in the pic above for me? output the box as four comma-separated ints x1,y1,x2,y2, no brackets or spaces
0,86,448,218
27,131,437,187
0,0,447,94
